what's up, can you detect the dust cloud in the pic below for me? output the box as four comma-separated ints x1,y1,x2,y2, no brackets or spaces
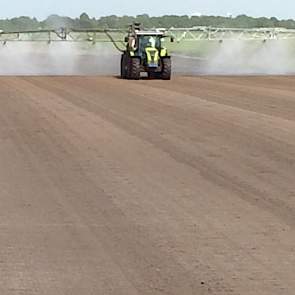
205,40,295,75
173,40,295,75
0,42,119,75
0,40,294,75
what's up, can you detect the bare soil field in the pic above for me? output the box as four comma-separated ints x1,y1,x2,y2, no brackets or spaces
1,76,295,294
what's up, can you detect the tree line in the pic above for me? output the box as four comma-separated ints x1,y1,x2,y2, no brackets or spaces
1,13,295,31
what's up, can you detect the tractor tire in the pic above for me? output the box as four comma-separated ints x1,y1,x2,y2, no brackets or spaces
120,53,128,79
161,58,171,80
129,57,141,80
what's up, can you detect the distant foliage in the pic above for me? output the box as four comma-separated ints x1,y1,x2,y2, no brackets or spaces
1,13,295,31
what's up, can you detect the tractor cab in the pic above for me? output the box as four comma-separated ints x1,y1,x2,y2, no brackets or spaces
136,33,163,68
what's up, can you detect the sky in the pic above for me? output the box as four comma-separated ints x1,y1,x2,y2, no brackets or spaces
0,0,293,20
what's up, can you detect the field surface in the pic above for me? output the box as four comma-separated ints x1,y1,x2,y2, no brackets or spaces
1,76,295,294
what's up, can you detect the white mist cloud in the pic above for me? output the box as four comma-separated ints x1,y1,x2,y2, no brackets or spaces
0,42,120,75
205,40,295,75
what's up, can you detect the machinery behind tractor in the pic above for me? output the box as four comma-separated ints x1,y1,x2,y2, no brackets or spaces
120,23,173,80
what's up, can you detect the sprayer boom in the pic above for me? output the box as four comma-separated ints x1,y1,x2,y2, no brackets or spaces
1,26,295,45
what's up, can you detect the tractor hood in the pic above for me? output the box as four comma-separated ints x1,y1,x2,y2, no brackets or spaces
145,47,160,67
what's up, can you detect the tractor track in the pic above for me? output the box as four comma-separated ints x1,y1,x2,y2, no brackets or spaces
0,76,295,294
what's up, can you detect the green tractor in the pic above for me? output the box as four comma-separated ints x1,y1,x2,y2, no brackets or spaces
121,23,173,80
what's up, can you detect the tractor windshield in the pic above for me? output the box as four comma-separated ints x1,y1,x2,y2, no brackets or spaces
138,35,161,51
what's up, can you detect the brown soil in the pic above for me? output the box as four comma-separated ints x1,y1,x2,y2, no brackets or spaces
1,76,295,294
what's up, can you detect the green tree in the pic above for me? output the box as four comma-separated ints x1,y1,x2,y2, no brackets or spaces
1,14,295,32
79,13,94,28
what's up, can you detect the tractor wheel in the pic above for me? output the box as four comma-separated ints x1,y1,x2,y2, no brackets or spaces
161,58,171,80
129,58,140,80
120,53,128,79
